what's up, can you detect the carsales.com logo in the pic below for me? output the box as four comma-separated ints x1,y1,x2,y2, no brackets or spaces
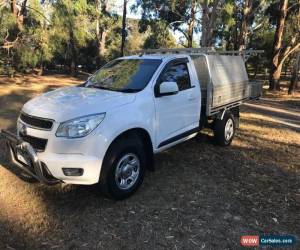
240,235,296,247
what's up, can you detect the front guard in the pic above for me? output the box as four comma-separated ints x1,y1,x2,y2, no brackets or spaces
0,129,60,185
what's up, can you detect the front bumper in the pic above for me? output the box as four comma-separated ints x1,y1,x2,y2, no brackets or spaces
1,129,103,185
1,129,61,185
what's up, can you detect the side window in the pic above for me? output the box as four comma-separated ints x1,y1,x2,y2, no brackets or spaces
161,62,191,91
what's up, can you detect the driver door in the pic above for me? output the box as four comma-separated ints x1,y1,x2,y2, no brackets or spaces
154,58,200,148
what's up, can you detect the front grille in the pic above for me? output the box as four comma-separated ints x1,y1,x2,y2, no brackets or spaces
20,113,53,130
20,134,48,152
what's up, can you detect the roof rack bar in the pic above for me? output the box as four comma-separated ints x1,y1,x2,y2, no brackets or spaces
134,48,264,57
135,47,214,55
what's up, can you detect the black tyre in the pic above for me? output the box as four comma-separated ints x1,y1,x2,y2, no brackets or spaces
213,112,235,146
99,135,146,200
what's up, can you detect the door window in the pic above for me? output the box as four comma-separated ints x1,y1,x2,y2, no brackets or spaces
160,63,191,91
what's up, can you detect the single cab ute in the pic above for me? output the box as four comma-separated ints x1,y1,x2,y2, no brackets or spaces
1,48,263,199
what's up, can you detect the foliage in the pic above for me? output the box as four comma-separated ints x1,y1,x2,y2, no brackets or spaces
125,19,148,53
0,0,53,73
17,0,53,71
0,4,18,74
0,0,153,74
0,0,299,92
50,0,94,72
142,20,176,49
135,0,198,47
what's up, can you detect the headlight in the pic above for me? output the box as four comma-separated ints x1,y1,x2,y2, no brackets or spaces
56,113,105,138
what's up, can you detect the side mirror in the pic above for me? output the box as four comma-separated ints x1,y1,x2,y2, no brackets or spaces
158,81,179,96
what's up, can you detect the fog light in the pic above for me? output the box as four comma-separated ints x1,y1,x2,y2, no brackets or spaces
62,168,84,176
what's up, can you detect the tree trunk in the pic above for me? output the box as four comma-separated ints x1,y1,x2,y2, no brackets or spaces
70,60,76,76
269,0,288,91
10,0,27,30
284,64,288,76
95,0,106,58
239,0,253,51
200,3,209,47
96,0,101,57
225,26,233,50
120,0,127,56
10,0,18,16
234,17,238,50
288,51,300,95
254,61,259,78
187,0,195,48
38,65,44,76
99,30,107,56
10,0,21,29
69,31,76,76
38,51,44,76
200,0,219,47
271,62,284,90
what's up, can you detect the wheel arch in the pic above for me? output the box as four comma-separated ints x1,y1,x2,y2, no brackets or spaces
105,127,155,171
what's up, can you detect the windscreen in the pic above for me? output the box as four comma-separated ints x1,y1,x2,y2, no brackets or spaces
86,59,162,92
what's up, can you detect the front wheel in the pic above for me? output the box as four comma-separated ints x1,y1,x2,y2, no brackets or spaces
99,136,146,200
213,112,236,146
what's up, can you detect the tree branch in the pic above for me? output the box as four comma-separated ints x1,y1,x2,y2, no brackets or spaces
281,43,300,64
1,30,20,50
0,0,6,8
25,6,51,23
176,27,189,41
251,23,263,32
178,40,188,48
287,2,299,12
168,20,185,27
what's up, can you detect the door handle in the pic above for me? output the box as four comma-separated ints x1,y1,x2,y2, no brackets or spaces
188,95,196,100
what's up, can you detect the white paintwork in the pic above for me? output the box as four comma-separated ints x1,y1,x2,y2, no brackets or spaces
15,53,245,185
22,87,135,122
159,81,179,95
154,59,200,145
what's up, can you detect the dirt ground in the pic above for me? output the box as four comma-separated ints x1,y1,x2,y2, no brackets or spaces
0,74,299,250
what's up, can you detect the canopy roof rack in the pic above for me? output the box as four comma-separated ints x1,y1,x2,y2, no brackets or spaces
134,48,264,61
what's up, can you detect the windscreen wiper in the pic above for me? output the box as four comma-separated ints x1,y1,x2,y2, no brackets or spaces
86,85,139,93
86,85,117,91
120,88,139,93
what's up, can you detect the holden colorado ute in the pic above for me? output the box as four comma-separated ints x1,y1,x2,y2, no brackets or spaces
1,48,263,200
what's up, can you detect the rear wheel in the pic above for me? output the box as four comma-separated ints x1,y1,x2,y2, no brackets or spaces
99,135,146,200
213,112,235,146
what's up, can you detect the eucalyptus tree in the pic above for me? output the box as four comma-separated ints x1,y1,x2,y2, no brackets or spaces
121,0,128,56
268,0,300,90
200,0,224,47
288,50,300,94
0,0,52,75
142,20,176,49
135,0,200,48
215,0,269,50
93,0,118,59
51,0,94,75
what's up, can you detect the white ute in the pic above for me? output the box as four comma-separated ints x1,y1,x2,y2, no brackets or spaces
1,48,263,199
